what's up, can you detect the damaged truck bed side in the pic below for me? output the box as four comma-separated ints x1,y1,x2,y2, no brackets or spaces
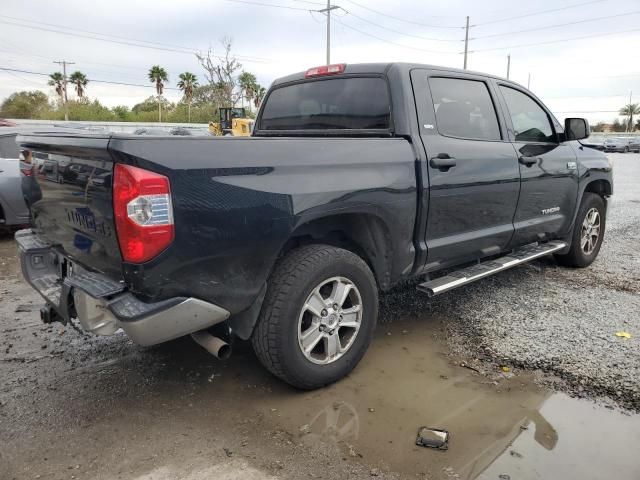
16,63,612,389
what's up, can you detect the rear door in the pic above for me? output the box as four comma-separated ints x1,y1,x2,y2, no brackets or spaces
495,83,579,245
411,70,521,271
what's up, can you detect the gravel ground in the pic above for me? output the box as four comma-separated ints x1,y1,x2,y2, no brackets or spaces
381,152,640,410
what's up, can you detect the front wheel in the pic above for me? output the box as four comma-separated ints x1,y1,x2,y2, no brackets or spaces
252,245,378,389
555,193,606,268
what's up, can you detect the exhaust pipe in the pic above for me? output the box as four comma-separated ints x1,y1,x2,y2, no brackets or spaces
191,330,232,360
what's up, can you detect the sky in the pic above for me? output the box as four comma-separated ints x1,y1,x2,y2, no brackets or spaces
0,0,639,123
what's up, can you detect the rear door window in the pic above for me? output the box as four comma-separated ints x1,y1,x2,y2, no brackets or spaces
259,77,390,131
428,77,501,141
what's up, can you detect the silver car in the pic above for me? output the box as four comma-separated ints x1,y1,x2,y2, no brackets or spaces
603,136,634,153
0,131,30,230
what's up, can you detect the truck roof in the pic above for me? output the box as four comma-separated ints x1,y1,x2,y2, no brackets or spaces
271,62,519,88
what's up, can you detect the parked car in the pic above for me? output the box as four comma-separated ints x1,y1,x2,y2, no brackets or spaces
0,130,30,230
603,136,635,153
628,136,640,153
15,63,612,389
0,119,17,127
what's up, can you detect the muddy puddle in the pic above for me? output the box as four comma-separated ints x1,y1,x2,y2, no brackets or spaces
249,319,640,479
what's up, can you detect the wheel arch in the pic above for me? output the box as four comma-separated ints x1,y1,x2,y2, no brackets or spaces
228,212,396,341
583,178,612,197
279,212,395,291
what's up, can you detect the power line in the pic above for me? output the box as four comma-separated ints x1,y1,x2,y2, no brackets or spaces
470,27,640,53
473,10,640,40
0,15,224,57
0,18,272,63
0,66,181,90
343,9,463,42
222,0,310,11
332,17,458,54
473,0,606,27
343,0,463,28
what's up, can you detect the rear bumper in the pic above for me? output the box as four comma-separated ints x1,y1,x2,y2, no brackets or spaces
15,229,230,346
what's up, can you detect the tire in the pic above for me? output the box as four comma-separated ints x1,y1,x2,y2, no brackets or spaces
624,146,629,153
555,193,606,268
251,244,378,390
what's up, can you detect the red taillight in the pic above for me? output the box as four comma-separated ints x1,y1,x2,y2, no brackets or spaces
304,63,346,78
113,164,174,263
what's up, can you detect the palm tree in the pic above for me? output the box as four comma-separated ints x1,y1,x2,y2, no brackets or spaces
148,65,168,122
619,103,640,132
48,72,64,104
238,71,257,110
177,72,198,123
253,86,266,109
69,71,89,99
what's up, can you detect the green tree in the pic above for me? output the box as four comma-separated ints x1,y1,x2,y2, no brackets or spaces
177,72,199,122
0,90,51,118
48,72,64,104
619,103,640,132
253,86,266,109
112,105,131,121
238,71,257,109
69,71,89,99
148,65,168,122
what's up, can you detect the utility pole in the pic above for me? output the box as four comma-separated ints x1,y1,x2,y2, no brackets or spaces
463,16,469,70
54,60,74,122
506,54,511,79
317,0,340,65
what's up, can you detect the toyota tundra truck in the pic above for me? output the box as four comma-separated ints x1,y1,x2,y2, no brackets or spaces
15,63,613,389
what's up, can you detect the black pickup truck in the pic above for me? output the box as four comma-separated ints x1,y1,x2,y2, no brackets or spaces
16,63,612,389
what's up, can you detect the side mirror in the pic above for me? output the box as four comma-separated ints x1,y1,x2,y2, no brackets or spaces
564,118,590,141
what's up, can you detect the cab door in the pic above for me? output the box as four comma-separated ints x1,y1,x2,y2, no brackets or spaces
411,70,521,271
495,83,579,245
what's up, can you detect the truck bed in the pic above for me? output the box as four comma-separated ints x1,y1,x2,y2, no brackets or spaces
18,133,417,314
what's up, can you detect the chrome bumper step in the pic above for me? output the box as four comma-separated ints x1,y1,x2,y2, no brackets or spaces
417,241,567,297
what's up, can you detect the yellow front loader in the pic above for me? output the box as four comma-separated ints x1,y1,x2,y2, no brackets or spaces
209,107,254,136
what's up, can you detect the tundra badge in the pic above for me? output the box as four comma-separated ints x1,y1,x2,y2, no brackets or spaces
541,206,560,215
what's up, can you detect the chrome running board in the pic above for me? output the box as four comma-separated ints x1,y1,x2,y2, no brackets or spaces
417,241,567,297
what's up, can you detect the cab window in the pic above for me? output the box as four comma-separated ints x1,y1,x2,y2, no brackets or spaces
500,86,555,143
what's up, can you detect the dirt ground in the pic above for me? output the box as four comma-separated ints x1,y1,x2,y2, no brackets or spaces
2,155,640,480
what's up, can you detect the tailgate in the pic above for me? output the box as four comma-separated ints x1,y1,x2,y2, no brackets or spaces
18,132,122,279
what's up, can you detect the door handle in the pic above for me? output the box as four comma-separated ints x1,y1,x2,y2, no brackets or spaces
518,156,539,167
430,153,456,171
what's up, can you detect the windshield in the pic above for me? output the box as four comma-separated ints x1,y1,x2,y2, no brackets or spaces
259,77,391,131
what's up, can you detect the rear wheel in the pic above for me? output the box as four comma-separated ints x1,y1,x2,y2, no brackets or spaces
555,193,606,268
251,245,378,389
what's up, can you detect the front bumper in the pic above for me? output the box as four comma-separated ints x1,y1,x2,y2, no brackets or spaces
15,229,230,346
